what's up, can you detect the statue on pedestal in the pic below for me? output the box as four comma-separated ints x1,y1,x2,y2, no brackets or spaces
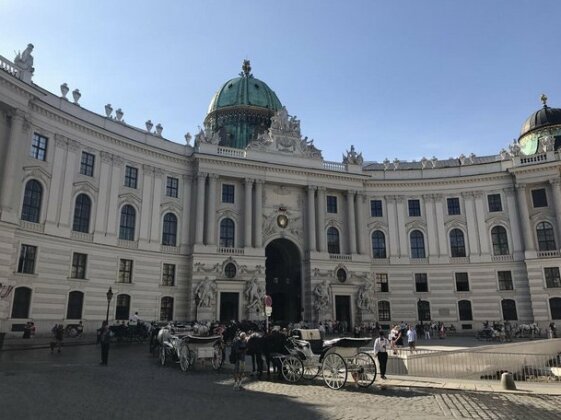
14,43,34,73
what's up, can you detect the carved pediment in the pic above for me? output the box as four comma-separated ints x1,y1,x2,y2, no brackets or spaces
405,220,427,231
485,215,509,227
118,192,141,207
367,221,388,231
160,200,183,214
73,180,99,195
444,218,466,230
23,165,52,186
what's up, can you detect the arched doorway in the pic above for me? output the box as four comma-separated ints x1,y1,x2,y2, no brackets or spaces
265,238,302,323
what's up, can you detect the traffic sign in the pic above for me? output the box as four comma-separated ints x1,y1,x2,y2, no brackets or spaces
265,306,272,316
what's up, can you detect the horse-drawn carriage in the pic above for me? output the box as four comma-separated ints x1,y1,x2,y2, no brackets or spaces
277,329,377,390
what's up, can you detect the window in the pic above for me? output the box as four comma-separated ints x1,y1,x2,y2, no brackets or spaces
11,287,32,319
166,177,179,198
371,231,386,258
410,230,426,258
537,222,556,251
376,273,389,292
447,198,461,215
124,166,138,189
336,268,347,283
162,263,176,286
224,263,237,278
72,194,92,233
115,294,130,320
220,218,235,248
550,298,561,320
408,199,421,217
80,152,95,176
66,291,84,319
119,205,136,241
118,259,133,283
417,300,431,321
455,272,469,292
370,200,383,217
532,188,548,208
501,299,518,321
415,273,428,292
17,244,37,274
326,195,338,213
30,133,48,161
498,271,514,291
378,301,391,321
545,267,561,288
491,226,509,255
487,194,502,212
327,227,340,254
21,180,42,223
449,229,466,257
458,300,473,321
71,253,87,279
162,213,178,246
160,297,174,321
222,184,235,203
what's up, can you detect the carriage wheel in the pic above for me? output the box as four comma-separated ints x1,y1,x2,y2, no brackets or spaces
302,362,320,380
212,343,223,370
322,353,347,390
159,346,167,366
351,352,377,388
179,343,189,372
281,356,304,383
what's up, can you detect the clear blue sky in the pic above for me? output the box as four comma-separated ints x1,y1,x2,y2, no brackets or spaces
3,1,561,162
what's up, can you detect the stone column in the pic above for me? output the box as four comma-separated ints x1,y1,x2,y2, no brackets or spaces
58,139,79,229
316,187,326,252
434,194,447,256
139,165,154,242
396,196,408,258
254,180,264,248
206,174,218,245
149,168,163,243
356,193,367,255
549,178,561,243
516,183,535,252
106,156,124,237
462,192,480,256
474,192,490,256
386,196,399,259
45,135,68,227
307,186,317,252
423,194,438,258
195,173,207,245
244,178,253,248
346,190,357,254
180,175,193,250
505,187,523,259
94,152,113,237
0,110,25,221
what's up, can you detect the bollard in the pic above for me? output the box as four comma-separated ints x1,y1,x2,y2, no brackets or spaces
500,372,517,390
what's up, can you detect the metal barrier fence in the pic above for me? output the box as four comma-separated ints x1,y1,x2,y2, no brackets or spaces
364,348,561,382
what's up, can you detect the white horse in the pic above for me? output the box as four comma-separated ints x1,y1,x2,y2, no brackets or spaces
515,323,540,337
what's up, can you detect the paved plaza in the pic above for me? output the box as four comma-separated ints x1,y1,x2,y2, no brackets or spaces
1,343,561,420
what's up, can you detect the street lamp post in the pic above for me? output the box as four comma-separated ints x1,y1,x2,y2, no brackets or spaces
105,287,113,323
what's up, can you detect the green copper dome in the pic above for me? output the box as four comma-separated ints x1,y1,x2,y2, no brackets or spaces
204,60,282,149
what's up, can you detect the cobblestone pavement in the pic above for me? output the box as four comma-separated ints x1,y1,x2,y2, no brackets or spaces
1,345,560,420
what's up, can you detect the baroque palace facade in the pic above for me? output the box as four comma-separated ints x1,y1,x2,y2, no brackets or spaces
1,45,561,334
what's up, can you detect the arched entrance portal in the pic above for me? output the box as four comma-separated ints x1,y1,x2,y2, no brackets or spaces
265,238,302,323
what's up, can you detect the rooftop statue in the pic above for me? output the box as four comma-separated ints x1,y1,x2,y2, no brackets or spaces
14,43,34,72
342,145,363,165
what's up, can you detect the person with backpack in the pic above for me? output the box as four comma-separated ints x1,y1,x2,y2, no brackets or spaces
230,332,248,390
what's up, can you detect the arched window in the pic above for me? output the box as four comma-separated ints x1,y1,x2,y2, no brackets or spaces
160,297,174,321
119,205,136,241
66,291,84,319
550,297,561,320
21,180,42,223
327,227,340,254
220,218,235,248
491,226,509,255
449,228,466,257
458,300,473,321
72,194,92,233
11,287,32,319
537,222,556,251
410,230,426,259
378,301,391,321
162,213,178,246
417,299,431,321
501,299,518,321
115,294,131,320
372,230,386,259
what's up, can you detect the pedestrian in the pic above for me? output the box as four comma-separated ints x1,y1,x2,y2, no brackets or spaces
50,324,64,353
373,330,389,380
22,321,32,339
98,321,111,366
231,332,248,390
424,323,431,340
389,325,401,355
407,325,417,352
549,322,557,339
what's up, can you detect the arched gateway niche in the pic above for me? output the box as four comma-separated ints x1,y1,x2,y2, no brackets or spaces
265,238,302,323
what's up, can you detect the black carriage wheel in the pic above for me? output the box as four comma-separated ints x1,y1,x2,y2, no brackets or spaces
352,352,377,388
179,343,189,372
322,353,347,390
281,356,304,383
303,362,320,380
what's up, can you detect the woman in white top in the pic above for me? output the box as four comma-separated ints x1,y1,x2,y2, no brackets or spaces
373,331,390,379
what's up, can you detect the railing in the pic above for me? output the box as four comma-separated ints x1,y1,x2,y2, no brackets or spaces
329,254,352,261
537,250,561,258
409,258,428,264
520,153,548,165
218,247,245,255
117,239,139,249
70,231,93,242
449,256,470,264
161,245,179,254
217,146,246,158
323,161,347,172
0,55,20,78
19,220,45,233
492,254,514,262
372,258,389,265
